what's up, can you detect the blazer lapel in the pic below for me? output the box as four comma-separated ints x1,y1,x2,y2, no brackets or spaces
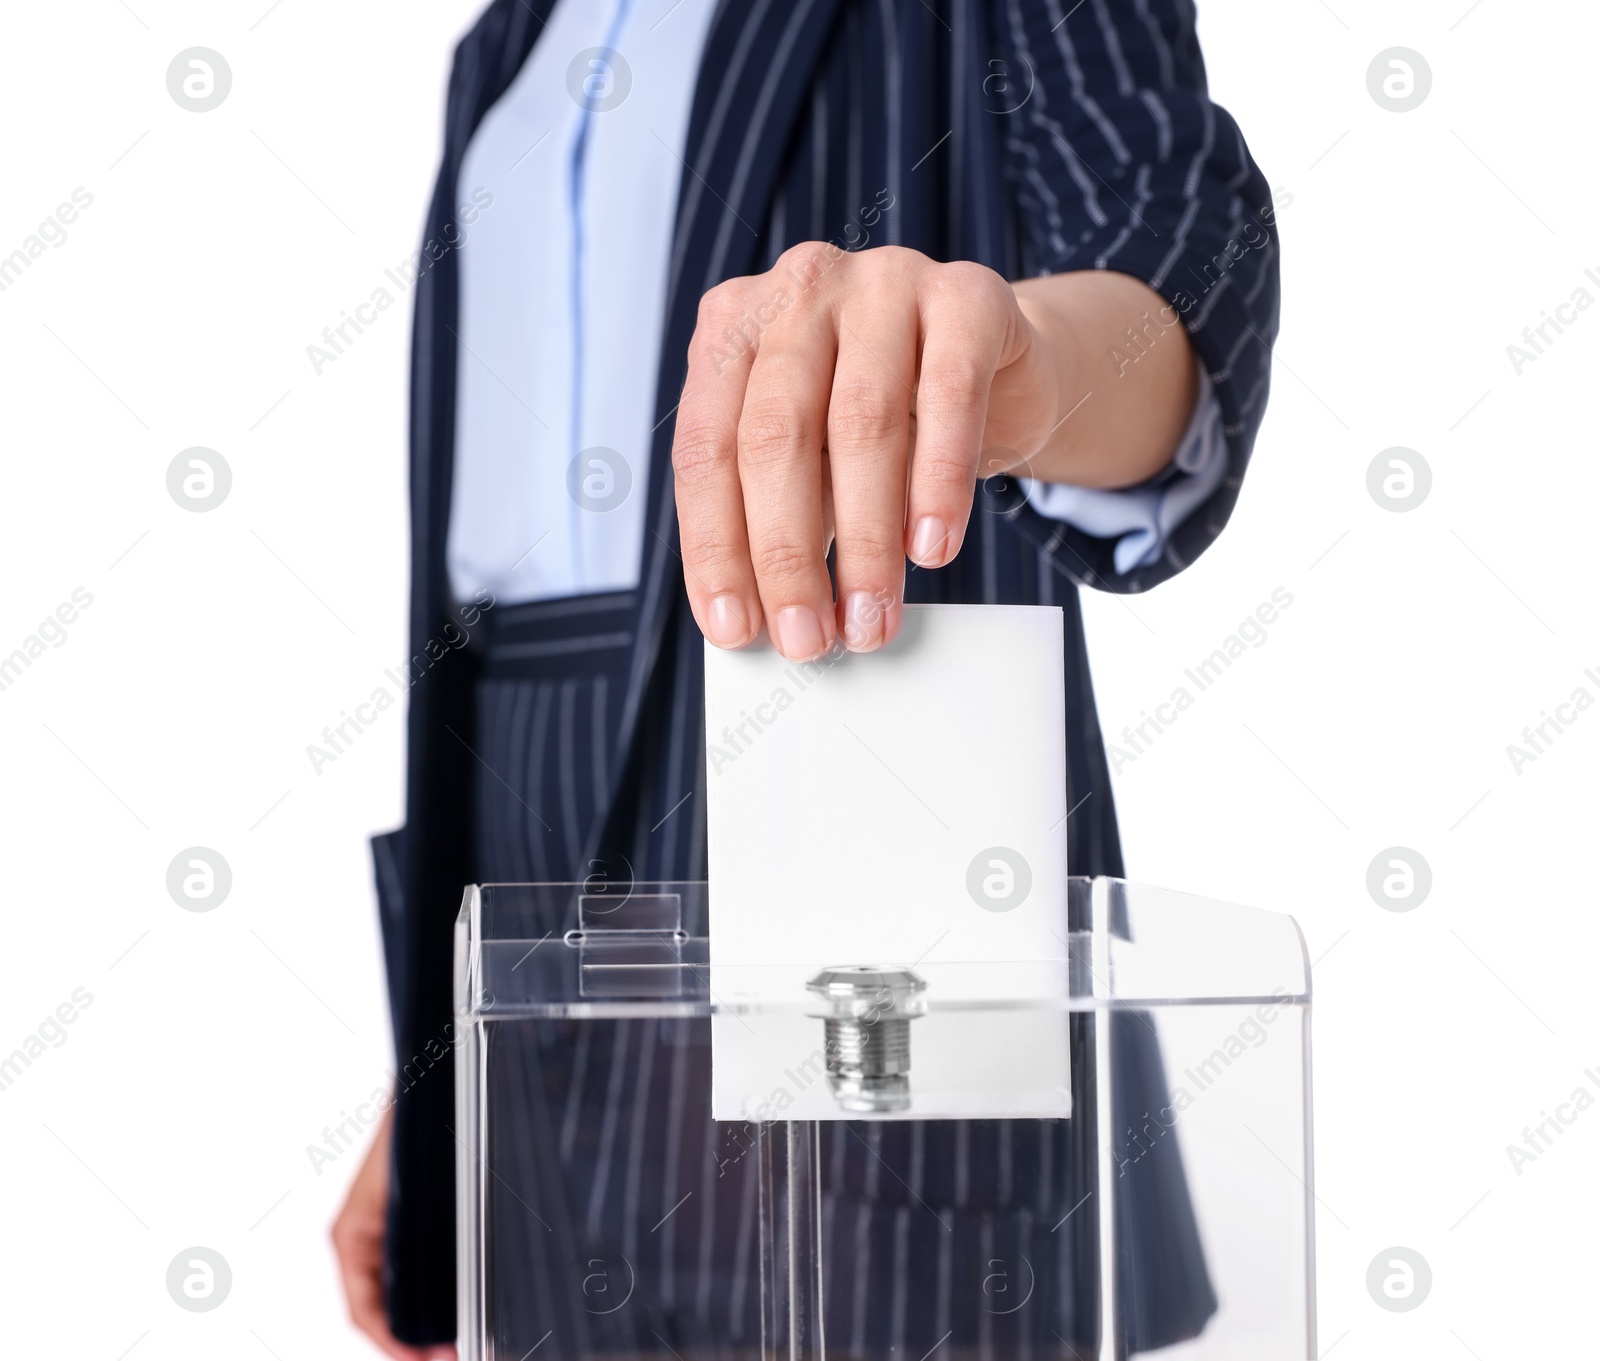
604,0,848,833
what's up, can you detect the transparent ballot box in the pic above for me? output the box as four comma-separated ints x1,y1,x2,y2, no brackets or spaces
455,879,1315,1360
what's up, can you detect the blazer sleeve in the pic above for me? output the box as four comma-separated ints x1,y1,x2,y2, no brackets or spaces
988,0,1281,594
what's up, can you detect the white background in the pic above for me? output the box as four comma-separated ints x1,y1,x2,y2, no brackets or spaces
0,1,1594,1357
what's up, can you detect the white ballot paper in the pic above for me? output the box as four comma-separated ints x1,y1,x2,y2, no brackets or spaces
705,603,1074,1121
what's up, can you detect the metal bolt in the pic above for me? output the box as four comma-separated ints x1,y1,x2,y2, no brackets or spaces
806,966,927,1113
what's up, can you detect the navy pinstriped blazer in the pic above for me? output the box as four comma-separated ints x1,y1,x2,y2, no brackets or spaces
372,0,1279,1342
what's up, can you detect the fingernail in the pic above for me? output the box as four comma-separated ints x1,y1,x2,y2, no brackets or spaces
774,606,826,660
910,515,951,566
707,594,751,648
842,591,886,652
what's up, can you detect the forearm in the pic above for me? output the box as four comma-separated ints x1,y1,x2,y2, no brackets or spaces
1006,271,1198,490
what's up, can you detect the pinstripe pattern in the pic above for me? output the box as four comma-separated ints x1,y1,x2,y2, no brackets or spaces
484,1015,1203,1357
377,0,1277,1347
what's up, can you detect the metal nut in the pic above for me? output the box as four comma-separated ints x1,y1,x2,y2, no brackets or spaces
806,966,926,1113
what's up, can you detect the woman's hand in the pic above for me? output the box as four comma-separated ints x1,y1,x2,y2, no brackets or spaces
331,1104,455,1361
671,243,1196,660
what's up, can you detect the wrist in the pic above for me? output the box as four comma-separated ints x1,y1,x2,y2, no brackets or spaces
1010,270,1196,489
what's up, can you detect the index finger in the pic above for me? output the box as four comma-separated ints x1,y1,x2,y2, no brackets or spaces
671,288,764,650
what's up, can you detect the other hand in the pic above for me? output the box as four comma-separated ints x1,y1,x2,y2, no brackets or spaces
331,1104,454,1361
